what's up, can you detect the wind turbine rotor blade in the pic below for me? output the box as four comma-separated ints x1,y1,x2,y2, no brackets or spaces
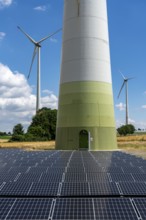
119,70,126,80
38,28,62,44
127,77,135,81
117,81,125,98
17,26,37,45
27,46,38,79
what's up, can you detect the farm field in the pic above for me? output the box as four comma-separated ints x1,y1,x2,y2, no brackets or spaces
1,135,146,158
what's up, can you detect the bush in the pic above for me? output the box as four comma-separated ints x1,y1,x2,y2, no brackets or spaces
117,124,135,136
10,134,25,142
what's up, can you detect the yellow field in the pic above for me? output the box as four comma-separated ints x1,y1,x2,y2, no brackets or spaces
117,135,146,142
0,140,55,151
1,135,146,158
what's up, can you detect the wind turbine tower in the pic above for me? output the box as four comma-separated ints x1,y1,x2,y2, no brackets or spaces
118,72,134,125
18,26,61,112
56,0,117,150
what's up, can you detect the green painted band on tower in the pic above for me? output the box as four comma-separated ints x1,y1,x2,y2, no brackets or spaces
56,81,117,150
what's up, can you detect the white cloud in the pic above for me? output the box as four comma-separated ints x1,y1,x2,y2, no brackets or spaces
42,89,53,95
128,118,135,124
0,32,6,40
115,102,126,111
142,105,146,109
50,38,58,43
0,0,12,8
0,63,58,132
34,5,46,11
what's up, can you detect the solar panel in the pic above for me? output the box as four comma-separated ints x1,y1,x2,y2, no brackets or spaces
89,182,120,195
133,198,146,220
60,183,90,196
28,182,60,196
47,167,65,174
87,173,109,182
5,198,53,220
67,167,85,173
122,166,143,174
93,198,138,219
39,173,63,183
119,182,146,195
104,167,123,173
17,172,42,182
0,149,146,220
84,166,103,173
0,198,15,220
110,173,134,182
52,198,94,220
132,173,146,182
64,173,86,182
0,182,32,196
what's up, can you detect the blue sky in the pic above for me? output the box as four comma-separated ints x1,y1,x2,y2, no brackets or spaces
0,0,146,132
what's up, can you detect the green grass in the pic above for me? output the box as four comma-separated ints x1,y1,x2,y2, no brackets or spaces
0,136,11,140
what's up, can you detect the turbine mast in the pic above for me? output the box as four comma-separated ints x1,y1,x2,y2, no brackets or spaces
125,80,128,125
36,46,41,112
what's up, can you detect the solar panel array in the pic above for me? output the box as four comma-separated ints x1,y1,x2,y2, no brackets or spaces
0,149,146,219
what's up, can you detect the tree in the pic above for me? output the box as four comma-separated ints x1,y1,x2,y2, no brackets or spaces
27,108,57,140
10,124,24,142
117,124,135,136
13,124,24,135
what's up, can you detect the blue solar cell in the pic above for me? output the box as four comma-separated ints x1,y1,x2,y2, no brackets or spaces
93,198,138,219
64,173,86,182
0,198,15,220
52,198,94,220
134,198,146,219
110,173,134,182
122,166,144,174
87,173,109,182
132,173,146,182
28,182,60,196
119,182,146,195
0,182,32,196
39,173,63,183
89,182,120,195
5,198,53,220
60,183,90,196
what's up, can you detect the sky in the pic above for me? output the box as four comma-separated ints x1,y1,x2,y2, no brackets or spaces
0,0,146,132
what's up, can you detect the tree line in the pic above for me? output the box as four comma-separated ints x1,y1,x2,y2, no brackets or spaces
10,108,57,142
9,107,136,142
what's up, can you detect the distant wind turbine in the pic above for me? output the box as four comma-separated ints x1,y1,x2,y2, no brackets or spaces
117,71,134,125
17,26,62,112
